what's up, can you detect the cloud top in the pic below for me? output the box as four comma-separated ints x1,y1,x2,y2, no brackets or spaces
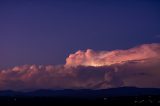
65,43,160,67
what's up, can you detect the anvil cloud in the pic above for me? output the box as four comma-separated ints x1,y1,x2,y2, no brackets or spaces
65,43,160,67
0,43,160,91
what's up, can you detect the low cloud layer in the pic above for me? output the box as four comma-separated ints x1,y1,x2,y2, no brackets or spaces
0,43,160,91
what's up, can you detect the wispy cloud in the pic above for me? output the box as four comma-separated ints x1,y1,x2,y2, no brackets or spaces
155,35,160,38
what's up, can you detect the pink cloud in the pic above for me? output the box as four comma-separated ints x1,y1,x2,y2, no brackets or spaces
0,43,159,91
65,43,160,67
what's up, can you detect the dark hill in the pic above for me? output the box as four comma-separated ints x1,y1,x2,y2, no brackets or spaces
0,87,160,105
0,87,160,97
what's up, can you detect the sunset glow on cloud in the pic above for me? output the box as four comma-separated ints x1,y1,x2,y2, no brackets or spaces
0,43,160,91
65,43,160,67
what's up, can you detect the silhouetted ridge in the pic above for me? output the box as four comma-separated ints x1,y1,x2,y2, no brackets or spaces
0,87,160,97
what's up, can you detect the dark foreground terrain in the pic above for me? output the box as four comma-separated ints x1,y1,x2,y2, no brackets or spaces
0,95,160,105
0,87,160,105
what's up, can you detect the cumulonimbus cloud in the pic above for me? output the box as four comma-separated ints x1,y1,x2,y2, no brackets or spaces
65,43,160,67
0,43,160,91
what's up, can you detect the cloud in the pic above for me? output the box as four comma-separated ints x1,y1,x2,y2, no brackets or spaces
155,35,160,38
65,43,160,67
0,43,160,91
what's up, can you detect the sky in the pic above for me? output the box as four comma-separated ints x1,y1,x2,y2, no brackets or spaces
0,0,160,90
0,0,160,67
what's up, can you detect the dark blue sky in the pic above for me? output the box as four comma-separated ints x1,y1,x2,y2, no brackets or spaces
0,0,160,67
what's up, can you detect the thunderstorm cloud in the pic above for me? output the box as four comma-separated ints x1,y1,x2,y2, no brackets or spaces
0,43,160,91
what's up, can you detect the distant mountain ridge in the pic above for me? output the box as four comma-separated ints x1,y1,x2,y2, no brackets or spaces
0,87,160,97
